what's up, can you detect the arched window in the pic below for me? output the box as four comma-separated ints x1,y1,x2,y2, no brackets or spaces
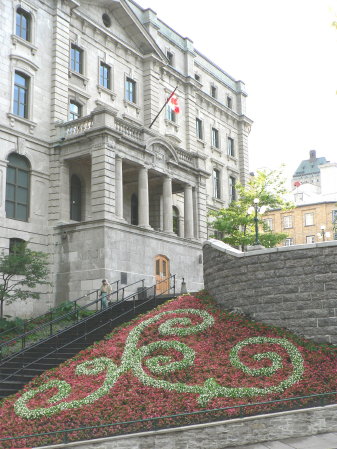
9,238,25,254
16,8,31,41
131,193,138,225
69,101,82,121
70,175,82,221
172,206,179,235
6,153,30,221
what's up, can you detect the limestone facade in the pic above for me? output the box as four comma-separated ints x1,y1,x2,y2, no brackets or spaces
0,0,252,316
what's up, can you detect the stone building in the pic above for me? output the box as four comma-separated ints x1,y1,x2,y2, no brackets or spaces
262,151,337,246
0,0,252,316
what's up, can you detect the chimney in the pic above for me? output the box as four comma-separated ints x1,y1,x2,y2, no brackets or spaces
309,150,316,161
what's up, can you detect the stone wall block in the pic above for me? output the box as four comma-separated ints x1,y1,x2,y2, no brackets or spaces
203,242,337,343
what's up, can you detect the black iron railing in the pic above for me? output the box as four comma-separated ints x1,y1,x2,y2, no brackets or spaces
0,391,335,448
0,275,175,364
0,276,170,361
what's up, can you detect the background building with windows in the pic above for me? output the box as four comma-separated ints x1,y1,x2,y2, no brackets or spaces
0,0,252,317
263,152,337,246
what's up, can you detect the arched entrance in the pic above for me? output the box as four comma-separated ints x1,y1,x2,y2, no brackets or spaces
154,254,170,294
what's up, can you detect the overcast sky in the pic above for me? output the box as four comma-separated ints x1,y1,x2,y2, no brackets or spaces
135,0,337,185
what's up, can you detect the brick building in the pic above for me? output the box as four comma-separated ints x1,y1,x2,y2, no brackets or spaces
0,0,252,316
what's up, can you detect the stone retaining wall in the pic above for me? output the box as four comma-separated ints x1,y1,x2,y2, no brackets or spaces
203,239,337,344
38,404,337,449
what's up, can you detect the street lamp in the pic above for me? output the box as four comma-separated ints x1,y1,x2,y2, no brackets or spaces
247,198,267,246
317,225,330,242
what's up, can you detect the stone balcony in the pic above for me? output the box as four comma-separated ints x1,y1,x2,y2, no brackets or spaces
55,106,198,169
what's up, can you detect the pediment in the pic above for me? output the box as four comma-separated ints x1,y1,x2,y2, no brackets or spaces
146,137,179,165
76,0,166,58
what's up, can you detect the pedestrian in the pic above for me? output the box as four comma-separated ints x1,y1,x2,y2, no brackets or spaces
99,279,112,309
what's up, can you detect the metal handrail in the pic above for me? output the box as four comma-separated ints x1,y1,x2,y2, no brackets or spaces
0,278,149,360
0,275,176,382
0,282,119,340
1,391,335,446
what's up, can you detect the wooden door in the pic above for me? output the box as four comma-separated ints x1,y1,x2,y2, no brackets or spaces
155,255,170,294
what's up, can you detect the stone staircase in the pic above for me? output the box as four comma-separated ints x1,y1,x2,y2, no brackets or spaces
0,291,175,399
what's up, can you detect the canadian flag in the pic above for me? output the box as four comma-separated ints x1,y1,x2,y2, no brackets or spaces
168,93,180,113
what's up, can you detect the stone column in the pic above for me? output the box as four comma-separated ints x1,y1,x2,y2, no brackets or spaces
115,155,124,220
163,176,173,233
184,184,194,238
138,166,150,228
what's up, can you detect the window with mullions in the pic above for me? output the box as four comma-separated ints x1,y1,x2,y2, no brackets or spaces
16,8,31,41
5,153,30,221
69,101,81,121
196,118,203,139
212,169,220,199
166,105,176,122
229,176,236,203
211,128,219,148
227,137,235,157
70,44,83,73
14,72,29,118
100,62,111,89
125,77,136,103
9,238,25,255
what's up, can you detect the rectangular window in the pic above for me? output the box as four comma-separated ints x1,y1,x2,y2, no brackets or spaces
196,118,203,140
211,128,219,148
125,77,136,103
283,215,293,229
227,137,235,157
212,169,220,199
194,73,200,82
70,44,83,73
227,96,232,109
166,51,174,66
263,218,273,231
69,101,81,121
99,62,111,89
304,212,314,226
306,235,315,244
284,238,294,246
332,210,337,223
14,72,29,118
229,176,236,203
210,85,217,98
166,105,176,122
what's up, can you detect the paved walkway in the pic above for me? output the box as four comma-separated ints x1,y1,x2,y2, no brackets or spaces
225,432,337,449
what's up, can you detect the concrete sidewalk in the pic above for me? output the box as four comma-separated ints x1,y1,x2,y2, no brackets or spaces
226,432,337,449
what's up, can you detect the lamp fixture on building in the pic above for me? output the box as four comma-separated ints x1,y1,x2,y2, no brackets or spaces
317,225,330,242
247,198,267,246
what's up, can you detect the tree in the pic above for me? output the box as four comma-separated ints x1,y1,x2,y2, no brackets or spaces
209,168,294,251
0,241,51,319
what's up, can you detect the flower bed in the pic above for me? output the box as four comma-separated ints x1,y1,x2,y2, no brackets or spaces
0,292,336,448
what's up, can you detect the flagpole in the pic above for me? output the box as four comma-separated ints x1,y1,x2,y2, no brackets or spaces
149,85,179,129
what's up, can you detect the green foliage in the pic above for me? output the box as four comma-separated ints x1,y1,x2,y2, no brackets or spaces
0,316,24,333
0,241,51,319
209,168,294,250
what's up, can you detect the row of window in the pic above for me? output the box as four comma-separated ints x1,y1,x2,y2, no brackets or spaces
15,8,234,121
263,211,337,231
212,169,236,203
196,118,235,155
284,233,337,246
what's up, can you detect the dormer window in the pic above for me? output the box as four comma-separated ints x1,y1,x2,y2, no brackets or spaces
16,8,31,41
